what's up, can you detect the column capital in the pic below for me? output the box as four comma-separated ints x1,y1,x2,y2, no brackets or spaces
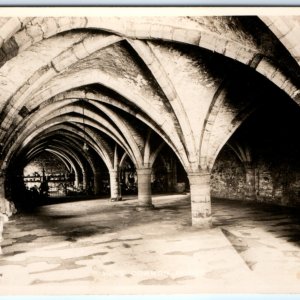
136,167,152,175
109,169,118,174
188,171,210,185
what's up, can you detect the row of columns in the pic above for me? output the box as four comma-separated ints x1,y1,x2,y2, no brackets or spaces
0,158,260,254
0,166,212,257
0,167,213,231
107,166,212,227
0,163,260,255
4,163,257,228
0,165,226,231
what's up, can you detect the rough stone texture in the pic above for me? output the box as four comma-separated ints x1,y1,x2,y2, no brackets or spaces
0,31,91,133
200,70,268,170
211,145,300,208
244,165,256,201
188,171,212,228
260,16,300,64
23,152,68,177
1,15,300,296
109,169,121,201
211,146,246,200
255,159,300,207
136,167,153,208
149,41,224,154
64,41,168,111
0,15,298,231
0,16,296,174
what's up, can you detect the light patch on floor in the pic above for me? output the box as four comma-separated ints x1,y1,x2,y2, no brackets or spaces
1,195,300,294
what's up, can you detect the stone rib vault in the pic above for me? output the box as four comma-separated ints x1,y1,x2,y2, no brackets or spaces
0,10,299,262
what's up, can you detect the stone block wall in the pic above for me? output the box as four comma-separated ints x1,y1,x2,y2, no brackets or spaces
211,146,246,200
255,159,300,207
211,145,300,207
23,152,67,177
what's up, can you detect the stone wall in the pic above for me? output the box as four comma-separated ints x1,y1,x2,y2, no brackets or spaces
211,145,300,207
23,152,67,177
211,146,246,200
255,159,300,207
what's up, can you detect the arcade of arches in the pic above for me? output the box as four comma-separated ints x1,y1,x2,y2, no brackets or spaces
0,14,300,225
1,12,300,291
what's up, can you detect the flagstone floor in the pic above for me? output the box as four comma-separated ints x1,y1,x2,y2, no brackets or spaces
1,194,300,294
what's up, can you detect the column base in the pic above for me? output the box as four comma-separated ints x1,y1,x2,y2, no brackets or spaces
192,216,213,229
110,196,123,202
136,204,155,211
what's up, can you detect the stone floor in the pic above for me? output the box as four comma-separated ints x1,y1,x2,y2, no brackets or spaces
1,194,300,294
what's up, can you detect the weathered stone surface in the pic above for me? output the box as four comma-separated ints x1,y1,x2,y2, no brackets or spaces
0,14,298,235
136,167,153,209
188,171,212,228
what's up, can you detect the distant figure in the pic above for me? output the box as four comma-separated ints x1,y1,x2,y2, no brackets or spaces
0,198,17,254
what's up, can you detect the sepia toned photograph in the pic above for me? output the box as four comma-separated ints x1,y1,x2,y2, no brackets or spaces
0,6,300,295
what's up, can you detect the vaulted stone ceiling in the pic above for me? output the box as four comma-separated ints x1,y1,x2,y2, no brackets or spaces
0,15,299,179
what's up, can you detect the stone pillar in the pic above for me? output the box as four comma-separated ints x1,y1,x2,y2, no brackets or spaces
0,172,11,254
0,173,6,210
166,156,177,192
188,171,212,228
0,173,11,215
136,167,154,210
109,169,122,201
94,170,102,195
74,172,79,189
245,164,256,201
82,171,87,190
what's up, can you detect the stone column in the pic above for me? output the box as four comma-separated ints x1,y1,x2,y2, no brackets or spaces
94,170,102,195
82,171,87,191
0,172,10,254
166,156,177,193
188,171,212,228
74,172,79,189
0,173,11,215
0,173,6,211
136,167,154,210
245,164,256,201
109,169,122,201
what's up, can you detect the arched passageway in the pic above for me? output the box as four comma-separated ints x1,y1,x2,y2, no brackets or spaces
213,94,300,207
0,13,299,235
0,11,300,293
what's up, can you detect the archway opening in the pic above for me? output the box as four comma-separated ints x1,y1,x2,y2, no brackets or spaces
5,131,110,210
212,92,300,208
